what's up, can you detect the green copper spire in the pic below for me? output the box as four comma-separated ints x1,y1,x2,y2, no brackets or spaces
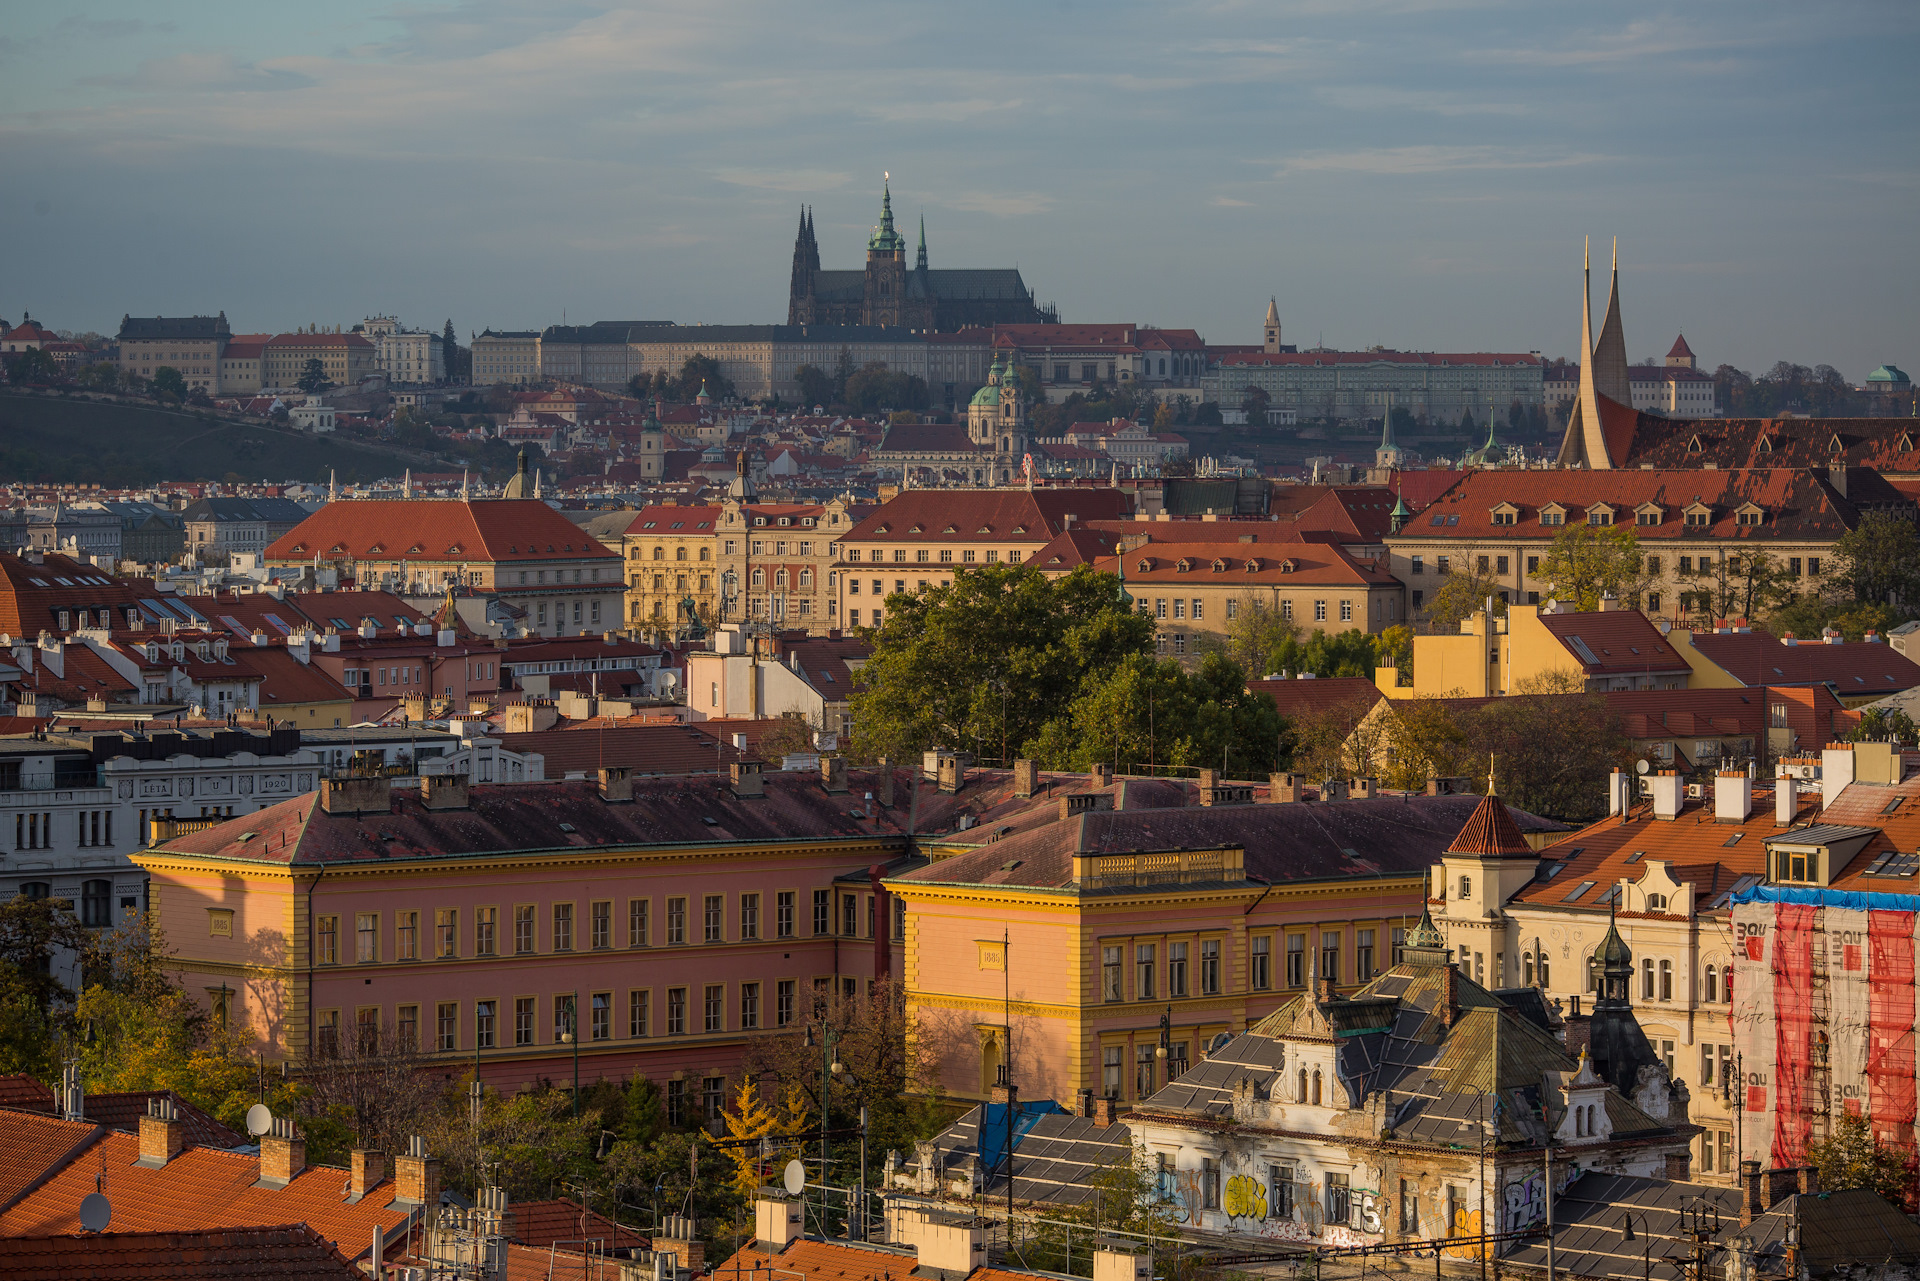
869,176,904,254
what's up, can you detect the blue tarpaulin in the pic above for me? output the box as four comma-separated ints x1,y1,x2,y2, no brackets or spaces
977,1100,1067,1175
1731,884,1920,911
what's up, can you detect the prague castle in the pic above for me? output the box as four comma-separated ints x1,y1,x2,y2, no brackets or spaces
787,181,1057,331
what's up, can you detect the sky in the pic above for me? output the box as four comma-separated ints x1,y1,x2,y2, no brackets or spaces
1,1,1915,378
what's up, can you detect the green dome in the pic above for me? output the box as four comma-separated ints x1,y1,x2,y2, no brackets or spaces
970,383,999,407
1867,365,1911,386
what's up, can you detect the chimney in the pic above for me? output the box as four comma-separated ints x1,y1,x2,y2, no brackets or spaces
1769,1167,1800,1206
1269,772,1302,803
754,1194,803,1250
914,1210,987,1277
821,754,848,794
1821,743,1855,809
1609,768,1627,817
730,760,765,798
437,626,457,647
655,1213,706,1273
1650,769,1684,820
598,766,633,803
1090,762,1113,787
350,1148,386,1203
1199,780,1253,807
937,753,967,794
320,773,389,815
1714,770,1753,823
1562,1010,1592,1062
1077,1087,1095,1117
1351,777,1377,799
989,1075,1018,1108
1797,1166,1819,1195
1198,768,1219,791
136,1096,186,1168
259,1116,306,1188
1012,758,1040,798
1092,1096,1118,1127
1093,1249,1152,1281
1740,1160,1766,1226
1665,1152,1692,1181
1322,779,1350,802
394,1135,442,1208
877,758,895,808
418,772,470,811
1776,773,1797,824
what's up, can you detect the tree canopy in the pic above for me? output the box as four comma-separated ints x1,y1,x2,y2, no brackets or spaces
1536,524,1650,612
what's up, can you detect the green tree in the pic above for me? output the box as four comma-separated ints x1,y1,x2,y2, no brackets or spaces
1683,549,1796,624
1269,628,1380,679
1808,1111,1916,1205
1425,559,1507,633
849,563,1153,767
1458,690,1629,820
150,365,189,400
1285,693,1381,782
0,894,95,1012
843,363,929,414
1831,513,1920,615
794,363,837,408
666,354,736,403
1374,623,1414,687
1536,523,1650,612
1239,385,1271,424
1031,652,1288,776
1379,697,1473,791
1850,705,1919,744
1212,593,1298,675
295,358,329,394
75,362,121,391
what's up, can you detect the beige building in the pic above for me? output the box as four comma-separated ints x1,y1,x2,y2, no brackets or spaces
217,336,270,395
261,332,377,391
716,496,865,634
116,314,231,394
472,330,541,385
621,502,721,636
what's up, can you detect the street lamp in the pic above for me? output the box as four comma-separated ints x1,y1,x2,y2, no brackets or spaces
559,991,579,1117
804,1023,841,1172
1450,1084,1493,1281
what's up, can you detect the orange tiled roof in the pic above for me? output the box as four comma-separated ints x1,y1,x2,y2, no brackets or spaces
0,1074,53,1112
0,1223,364,1280
0,1130,411,1255
0,1109,103,1208
1448,792,1535,858
267,500,619,565
1113,538,1396,586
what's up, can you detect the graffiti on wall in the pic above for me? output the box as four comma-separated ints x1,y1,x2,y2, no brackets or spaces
1503,1172,1546,1232
1223,1175,1266,1222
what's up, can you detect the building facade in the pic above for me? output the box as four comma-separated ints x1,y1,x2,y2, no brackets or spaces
621,503,721,634
714,497,863,635
472,330,541,385
116,314,232,395
181,497,312,566
1203,346,1544,427
261,332,377,391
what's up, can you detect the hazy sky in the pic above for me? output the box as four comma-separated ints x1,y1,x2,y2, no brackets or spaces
3,1,1915,378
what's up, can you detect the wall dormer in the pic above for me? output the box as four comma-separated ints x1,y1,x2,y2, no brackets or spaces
1633,502,1665,527
1556,1049,1614,1146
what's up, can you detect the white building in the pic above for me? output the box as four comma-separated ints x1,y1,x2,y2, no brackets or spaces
288,396,337,432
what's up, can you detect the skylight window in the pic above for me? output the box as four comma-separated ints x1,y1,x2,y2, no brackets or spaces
1562,880,1598,902
1724,832,1745,846
1624,851,1644,863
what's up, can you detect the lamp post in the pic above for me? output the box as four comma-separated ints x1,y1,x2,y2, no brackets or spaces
1155,1006,1172,1090
559,991,579,1117
805,1023,841,1173
1452,1084,1493,1281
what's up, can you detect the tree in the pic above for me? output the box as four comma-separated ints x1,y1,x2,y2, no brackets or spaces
1458,690,1629,820
1214,594,1297,675
295,359,329,395
150,365,189,400
0,894,95,1012
1831,513,1920,616
1031,653,1288,777
1379,697,1473,791
1536,524,1650,612
1374,623,1413,686
757,711,817,761
75,362,121,391
843,363,928,414
1850,705,1919,744
1808,1111,1916,1206
1238,385,1271,424
1425,559,1507,633
1286,694,1382,782
1683,549,1796,624
849,563,1153,767
665,354,735,403
794,364,837,408
443,319,458,372
1268,628,1380,679
719,1078,796,1194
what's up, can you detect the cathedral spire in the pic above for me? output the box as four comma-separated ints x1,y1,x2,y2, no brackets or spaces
916,213,927,271
869,175,904,255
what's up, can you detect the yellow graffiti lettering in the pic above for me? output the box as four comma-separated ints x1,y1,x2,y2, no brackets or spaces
1224,1174,1267,1221
1443,1208,1486,1259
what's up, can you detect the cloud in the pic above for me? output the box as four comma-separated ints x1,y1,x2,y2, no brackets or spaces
1211,196,1255,207
1475,19,1762,69
86,51,314,94
943,191,1055,217
710,168,854,193
1274,146,1610,175
1313,85,1527,116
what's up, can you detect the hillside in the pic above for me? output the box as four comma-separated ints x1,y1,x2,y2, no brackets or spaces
0,392,435,485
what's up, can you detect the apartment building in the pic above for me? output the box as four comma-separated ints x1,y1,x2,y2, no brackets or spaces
115,314,232,395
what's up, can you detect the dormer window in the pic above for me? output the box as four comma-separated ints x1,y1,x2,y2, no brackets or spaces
1635,504,1664,527
1775,847,1820,884
1176,558,1191,573
1685,504,1713,528
1586,506,1615,527
1137,558,1155,572
1212,558,1228,572
1540,504,1566,527
1646,893,1668,911
1490,503,1520,526
1736,503,1766,527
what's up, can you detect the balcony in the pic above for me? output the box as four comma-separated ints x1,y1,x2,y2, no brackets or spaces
1072,846,1245,891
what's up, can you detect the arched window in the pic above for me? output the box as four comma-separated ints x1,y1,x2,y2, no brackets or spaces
1703,965,1718,1003
700,547,710,561
675,547,688,562
1311,1069,1322,1106
1298,1068,1308,1102
652,546,665,560
1523,953,1535,985
751,568,765,588
1574,1107,1584,1137
1539,954,1550,988
1647,893,1668,912
775,569,788,588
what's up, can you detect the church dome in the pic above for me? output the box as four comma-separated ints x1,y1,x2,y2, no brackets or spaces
970,383,999,408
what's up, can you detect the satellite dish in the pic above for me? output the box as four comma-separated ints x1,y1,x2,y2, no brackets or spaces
782,1159,805,1196
245,1103,273,1137
78,1192,112,1233
1634,759,1651,776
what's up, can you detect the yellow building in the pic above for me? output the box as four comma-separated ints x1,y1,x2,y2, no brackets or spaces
1379,602,1693,699
621,502,721,637
261,332,377,391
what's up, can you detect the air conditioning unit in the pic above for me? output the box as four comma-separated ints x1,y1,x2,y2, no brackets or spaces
1685,783,1705,799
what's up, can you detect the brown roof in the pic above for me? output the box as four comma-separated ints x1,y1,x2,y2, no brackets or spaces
1244,676,1384,721
0,1074,53,1111
267,501,620,564
840,489,1132,546
1112,537,1396,587
621,505,720,535
1538,611,1692,677
1218,350,1540,368
0,1224,364,1281
499,723,753,777
508,1198,648,1251
80,1090,247,1150
1687,629,1920,694
149,774,904,869
1667,334,1695,359
0,1109,103,1209
1447,792,1535,858
0,553,146,637
1608,411,1920,472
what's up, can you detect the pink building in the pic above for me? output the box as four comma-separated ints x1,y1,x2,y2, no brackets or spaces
133,761,908,1120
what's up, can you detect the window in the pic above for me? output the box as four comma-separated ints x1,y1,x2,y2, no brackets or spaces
740,893,760,940
552,903,573,952
1135,945,1156,999
1411,555,1424,575
630,990,650,1037
1103,946,1124,1002
394,910,419,961
1226,599,1239,619
1104,1046,1123,1097
666,987,687,1035
812,889,830,935
704,984,724,1032
1459,874,1472,900
476,1000,496,1049
1200,939,1221,994
475,907,496,956
591,900,611,950
1339,599,1353,622
357,913,378,963
1326,1173,1351,1226
1314,600,1327,621
777,891,795,938
1704,964,1719,1003
1272,1166,1296,1220
1399,1177,1420,1233
316,916,339,965
777,979,796,1027
1166,942,1189,997
667,896,688,944
1642,957,1656,1000
741,982,761,1029
1808,557,1821,576
1392,927,1406,965
629,899,649,947
1477,555,1490,573
1775,848,1820,884
590,992,611,1041
514,906,535,954
1320,931,1340,984
704,1076,725,1123
1659,958,1673,1000
514,997,535,1047
1251,936,1272,990
1286,934,1306,987
1135,1044,1156,1098
436,1002,458,1051
1437,555,1451,573
1356,929,1375,982
842,893,858,937
1201,1158,1221,1209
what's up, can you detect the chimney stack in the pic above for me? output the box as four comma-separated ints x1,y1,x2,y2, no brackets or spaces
1650,770,1684,820
1714,770,1753,823
877,758,895,808
730,760,764,798
260,1116,306,1188
598,766,633,803
1092,1095,1118,1127
1012,759,1040,798
754,1194,803,1250
350,1148,386,1202
394,1135,441,1208
821,754,848,794
1269,773,1302,803
136,1096,185,1168
1740,1160,1766,1226
418,772,470,811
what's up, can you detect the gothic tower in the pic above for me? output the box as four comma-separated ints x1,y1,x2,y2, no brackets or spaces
787,206,820,325
1263,297,1283,354
863,180,908,327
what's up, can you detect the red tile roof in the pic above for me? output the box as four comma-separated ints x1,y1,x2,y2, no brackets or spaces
508,1198,648,1251
0,1130,410,1253
0,1109,103,1209
1667,335,1695,359
0,553,147,637
1217,350,1541,369
1538,611,1692,677
622,505,720,535
840,490,1132,547
267,500,620,564
1027,527,1125,572
79,1090,247,1150
1114,538,1397,587
1393,468,1858,544
1686,629,1920,694
1245,676,1384,721
0,1074,53,1112
1448,792,1535,858
0,1224,365,1280
1607,412,1920,472
498,723,753,776
712,1236,918,1281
